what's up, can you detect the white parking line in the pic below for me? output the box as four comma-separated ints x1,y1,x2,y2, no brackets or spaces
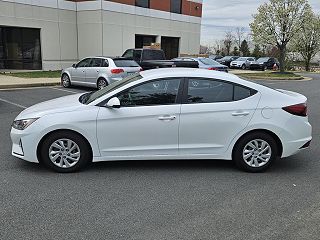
0,86,51,91
0,97,27,109
50,87,79,94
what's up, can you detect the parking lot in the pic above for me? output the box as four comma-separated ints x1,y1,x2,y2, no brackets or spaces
1,74,320,240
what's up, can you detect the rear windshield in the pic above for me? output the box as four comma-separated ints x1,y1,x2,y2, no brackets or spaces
114,60,140,67
199,58,219,65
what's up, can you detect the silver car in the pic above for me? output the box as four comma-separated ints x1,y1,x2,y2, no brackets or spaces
61,57,141,89
230,57,256,69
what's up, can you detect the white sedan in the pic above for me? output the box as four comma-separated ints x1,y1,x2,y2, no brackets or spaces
11,68,312,173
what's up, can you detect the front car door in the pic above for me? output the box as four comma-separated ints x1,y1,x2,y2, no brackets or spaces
71,58,91,84
85,58,103,87
96,78,183,159
179,77,260,157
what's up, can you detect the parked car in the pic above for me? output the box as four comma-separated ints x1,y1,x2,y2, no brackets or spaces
122,48,199,70
173,57,228,72
61,57,141,89
209,55,223,61
217,56,240,67
249,57,280,71
230,57,256,69
11,68,312,173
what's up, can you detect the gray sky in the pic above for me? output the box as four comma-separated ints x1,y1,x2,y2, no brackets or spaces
201,0,320,45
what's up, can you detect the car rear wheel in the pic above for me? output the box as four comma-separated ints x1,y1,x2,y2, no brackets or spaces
233,132,278,172
40,131,92,173
61,74,71,88
97,78,108,90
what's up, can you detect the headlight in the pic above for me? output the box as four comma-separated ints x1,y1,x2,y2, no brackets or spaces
12,118,39,130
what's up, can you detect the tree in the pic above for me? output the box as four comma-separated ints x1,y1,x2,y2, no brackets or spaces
252,45,262,58
240,40,250,56
250,0,310,72
223,31,233,55
292,7,320,71
232,46,240,56
233,27,246,51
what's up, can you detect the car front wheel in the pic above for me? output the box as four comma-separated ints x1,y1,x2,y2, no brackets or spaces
233,132,278,172
61,74,71,88
40,131,92,173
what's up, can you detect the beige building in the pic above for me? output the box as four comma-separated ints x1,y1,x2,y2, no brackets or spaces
0,0,202,70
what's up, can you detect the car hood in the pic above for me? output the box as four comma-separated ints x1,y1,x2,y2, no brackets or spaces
15,93,85,120
231,60,245,64
251,61,265,65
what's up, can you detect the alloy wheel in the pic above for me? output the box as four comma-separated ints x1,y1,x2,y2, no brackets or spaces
97,79,107,90
48,138,80,168
242,139,272,168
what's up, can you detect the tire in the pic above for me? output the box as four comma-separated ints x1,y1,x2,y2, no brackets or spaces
40,131,92,173
97,78,108,90
233,132,278,173
241,64,246,70
61,74,71,88
262,66,266,71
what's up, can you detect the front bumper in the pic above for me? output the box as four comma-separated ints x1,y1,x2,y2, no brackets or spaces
11,127,39,163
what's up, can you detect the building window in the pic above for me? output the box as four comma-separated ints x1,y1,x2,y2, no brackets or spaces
171,0,182,14
0,27,42,70
135,0,149,8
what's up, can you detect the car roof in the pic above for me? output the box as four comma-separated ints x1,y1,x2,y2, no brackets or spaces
140,68,239,82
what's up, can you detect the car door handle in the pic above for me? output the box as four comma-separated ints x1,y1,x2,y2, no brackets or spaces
158,115,176,121
232,111,250,116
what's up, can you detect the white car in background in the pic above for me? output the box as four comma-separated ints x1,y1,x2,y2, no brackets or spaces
230,57,256,69
61,57,142,89
11,68,312,173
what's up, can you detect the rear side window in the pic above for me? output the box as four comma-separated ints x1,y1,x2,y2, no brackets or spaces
90,58,102,67
186,78,257,104
142,50,165,60
102,59,109,67
113,60,140,67
234,85,253,101
187,79,234,103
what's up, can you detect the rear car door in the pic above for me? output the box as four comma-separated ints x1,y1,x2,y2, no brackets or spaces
179,77,261,156
96,78,183,158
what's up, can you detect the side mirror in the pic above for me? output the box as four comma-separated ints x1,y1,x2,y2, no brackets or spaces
106,97,120,108
72,63,76,68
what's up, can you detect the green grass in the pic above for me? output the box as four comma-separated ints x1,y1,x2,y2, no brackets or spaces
236,71,304,80
0,70,61,78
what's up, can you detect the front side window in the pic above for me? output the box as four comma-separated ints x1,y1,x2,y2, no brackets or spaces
171,0,182,14
186,78,257,104
117,78,181,107
135,0,149,8
77,58,91,68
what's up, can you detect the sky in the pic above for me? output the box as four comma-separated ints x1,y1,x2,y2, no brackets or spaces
200,0,320,45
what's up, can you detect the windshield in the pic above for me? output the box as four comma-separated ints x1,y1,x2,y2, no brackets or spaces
83,73,143,104
257,57,269,63
236,57,247,61
199,58,219,65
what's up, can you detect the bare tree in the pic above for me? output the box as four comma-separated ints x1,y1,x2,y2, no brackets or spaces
223,31,233,55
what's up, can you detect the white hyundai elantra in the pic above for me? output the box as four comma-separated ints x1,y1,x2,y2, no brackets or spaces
11,68,312,173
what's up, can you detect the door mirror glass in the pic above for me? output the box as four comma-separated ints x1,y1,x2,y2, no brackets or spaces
106,97,121,108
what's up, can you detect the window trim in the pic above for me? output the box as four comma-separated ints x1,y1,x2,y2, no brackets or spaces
100,77,185,108
182,77,257,104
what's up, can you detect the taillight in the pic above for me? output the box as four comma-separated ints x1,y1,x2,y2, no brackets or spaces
111,69,124,74
208,67,218,70
282,103,307,117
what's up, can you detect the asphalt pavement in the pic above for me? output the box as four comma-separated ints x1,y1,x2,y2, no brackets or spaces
0,75,320,240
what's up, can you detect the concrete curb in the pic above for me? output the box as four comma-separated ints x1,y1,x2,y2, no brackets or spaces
0,82,60,89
